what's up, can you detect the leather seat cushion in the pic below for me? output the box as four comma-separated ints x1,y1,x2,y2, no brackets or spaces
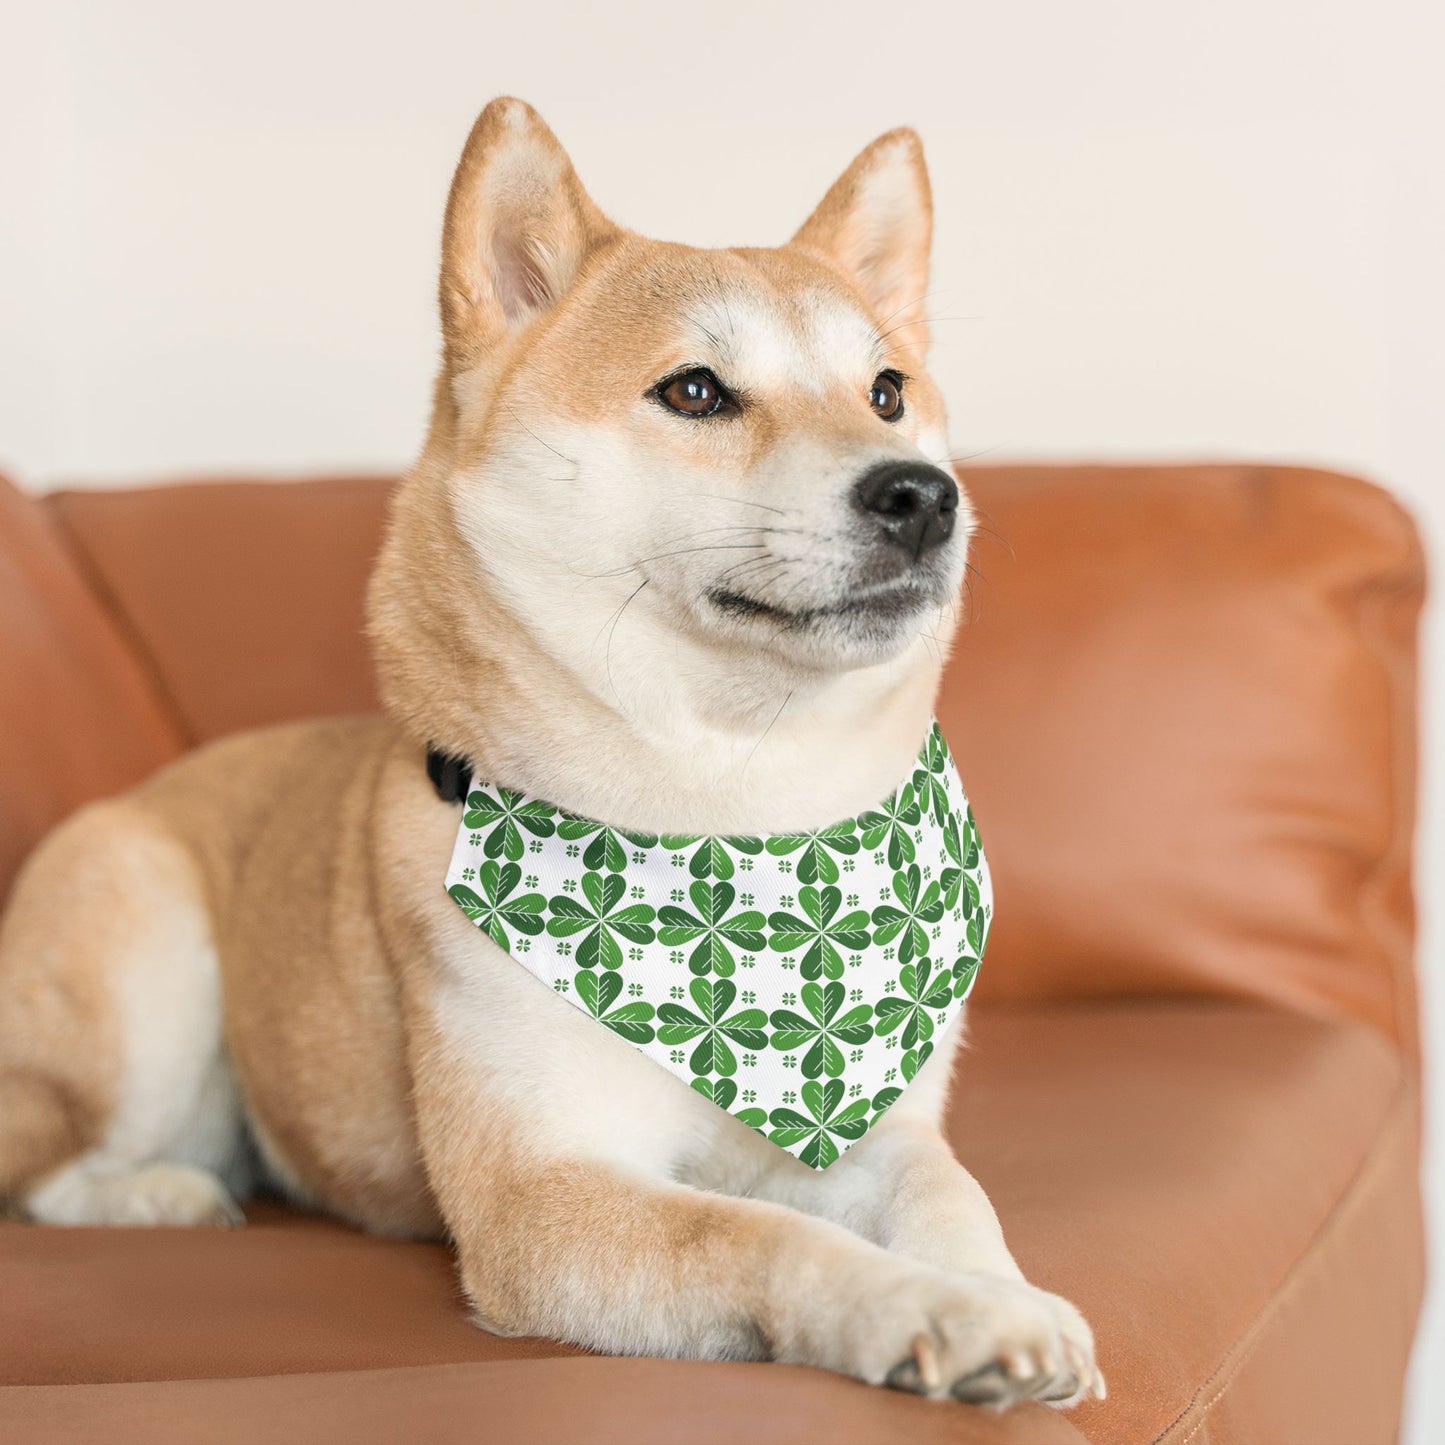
0,1001,1418,1444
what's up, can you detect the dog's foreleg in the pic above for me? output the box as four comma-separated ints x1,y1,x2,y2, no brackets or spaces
410,1014,1095,1403
426,1134,1098,1405
747,1018,1105,1405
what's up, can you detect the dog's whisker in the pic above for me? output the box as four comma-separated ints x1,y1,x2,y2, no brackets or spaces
501,402,580,469
875,313,980,354
653,524,801,546
731,557,793,589
958,500,1016,562
771,559,833,616
709,556,791,606
873,288,949,331
686,493,792,517
600,577,650,708
571,542,772,581
741,687,794,780
716,552,788,585
930,444,1007,469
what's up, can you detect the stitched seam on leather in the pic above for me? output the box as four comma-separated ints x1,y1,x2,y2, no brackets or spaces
1149,1079,1411,1445
1351,545,1427,1070
45,497,199,749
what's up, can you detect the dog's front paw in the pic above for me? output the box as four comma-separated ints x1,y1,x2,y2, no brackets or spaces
839,1268,1104,1409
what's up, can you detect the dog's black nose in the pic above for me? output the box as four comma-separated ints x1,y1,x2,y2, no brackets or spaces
853,460,959,559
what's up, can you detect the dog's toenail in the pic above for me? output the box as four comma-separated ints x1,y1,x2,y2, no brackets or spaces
910,1331,942,1391
1002,1348,1034,1379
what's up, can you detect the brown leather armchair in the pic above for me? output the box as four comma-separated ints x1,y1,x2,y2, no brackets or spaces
0,462,1425,1444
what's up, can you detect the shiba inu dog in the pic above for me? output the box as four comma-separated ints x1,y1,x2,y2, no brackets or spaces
0,98,1101,1408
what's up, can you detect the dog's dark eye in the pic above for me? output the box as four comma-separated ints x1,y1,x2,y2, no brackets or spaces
869,371,905,421
657,369,725,417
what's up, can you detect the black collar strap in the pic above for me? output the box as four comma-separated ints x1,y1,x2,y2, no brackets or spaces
426,746,473,804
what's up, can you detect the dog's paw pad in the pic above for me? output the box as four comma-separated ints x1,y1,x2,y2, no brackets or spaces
951,1362,1014,1406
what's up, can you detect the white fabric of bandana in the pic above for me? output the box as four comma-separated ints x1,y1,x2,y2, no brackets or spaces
443,720,991,1168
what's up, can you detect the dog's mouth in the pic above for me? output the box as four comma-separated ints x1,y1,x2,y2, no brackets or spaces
705,579,934,630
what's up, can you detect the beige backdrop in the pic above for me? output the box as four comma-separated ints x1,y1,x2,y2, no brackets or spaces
0,2,1440,1437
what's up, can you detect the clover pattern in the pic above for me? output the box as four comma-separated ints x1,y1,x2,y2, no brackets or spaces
767,1078,873,1169
463,787,558,861
769,980,876,1079
575,968,657,1044
660,833,764,881
763,819,861,884
874,955,953,1051
871,864,945,966
858,780,922,869
658,879,766,977
556,815,659,873
912,721,952,826
658,977,769,1077
446,860,546,952
768,884,871,980
546,870,656,970
444,723,991,1168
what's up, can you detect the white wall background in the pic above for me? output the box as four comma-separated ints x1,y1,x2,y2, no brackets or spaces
1,0,1440,1434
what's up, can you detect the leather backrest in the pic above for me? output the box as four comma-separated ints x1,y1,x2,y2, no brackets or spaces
0,473,184,902
47,477,389,742
941,464,1423,1057
38,465,1424,1050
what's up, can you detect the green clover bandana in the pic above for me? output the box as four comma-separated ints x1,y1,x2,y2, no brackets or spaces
443,720,991,1169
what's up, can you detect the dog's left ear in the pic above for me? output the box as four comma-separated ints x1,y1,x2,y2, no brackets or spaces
790,129,933,352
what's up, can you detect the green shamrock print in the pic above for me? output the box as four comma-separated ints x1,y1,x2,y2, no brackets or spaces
966,906,988,959
902,1038,934,1083
939,813,963,914
769,980,875,1079
940,809,984,917
691,1075,738,1109
446,860,546,952
658,977,769,1077
659,833,765,882
463,787,558,862
546,870,656,970
658,879,766,977
950,902,991,998
767,1078,871,1169
952,951,981,1000
763,819,861,885
858,780,921,869
869,1084,903,1125
874,955,953,1050
871,864,944,965
691,1076,770,1134
694,1084,767,1131
767,884,871,981
911,722,952,825
963,809,981,868
574,969,657,1044
556,816,658,873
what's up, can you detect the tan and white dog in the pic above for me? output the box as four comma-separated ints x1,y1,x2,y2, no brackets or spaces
0,99,1101,1408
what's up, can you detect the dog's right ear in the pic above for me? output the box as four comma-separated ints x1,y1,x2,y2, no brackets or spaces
439,98,617,366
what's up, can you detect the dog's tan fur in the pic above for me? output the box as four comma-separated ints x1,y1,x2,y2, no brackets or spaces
0,99,1101,1405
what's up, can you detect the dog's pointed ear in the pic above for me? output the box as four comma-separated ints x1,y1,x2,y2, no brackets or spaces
790,128,933,351
440,98,618,365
